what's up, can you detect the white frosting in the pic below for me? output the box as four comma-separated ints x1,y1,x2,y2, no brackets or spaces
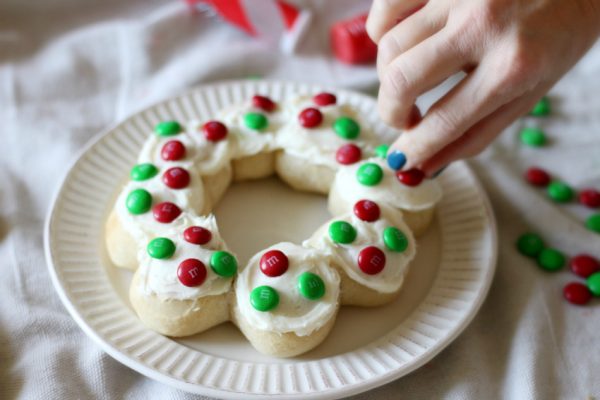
235,242,340,336
137,121,232,176
332,157,443,212
115,163,206,243
218,100,288,158
136,214,234,300
276,96,382,169
305,204,416,293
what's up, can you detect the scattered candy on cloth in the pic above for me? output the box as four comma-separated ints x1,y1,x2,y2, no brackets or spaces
1,0,600,399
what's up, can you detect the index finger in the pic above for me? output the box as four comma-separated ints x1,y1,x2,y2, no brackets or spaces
366,0,427,43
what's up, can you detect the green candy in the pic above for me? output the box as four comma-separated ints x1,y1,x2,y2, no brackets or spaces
516,233,544,257
210,251,237,277
374,144,389,159
356,163,383,186
536,248,565,271
155,120,182,136
250,286,279,311
519,127,546,147
333,117,360,139
126,189,152,215
328,221,357,244
530,97,551,116
244,112,268,130
587,272,600,296
547,181,574,203
147,237,176,259
383,227,409,252
298,272,325,300
585,213,600,234
130,163,158,181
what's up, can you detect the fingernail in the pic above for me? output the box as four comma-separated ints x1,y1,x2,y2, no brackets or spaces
431,165,448,178
387,151,407,170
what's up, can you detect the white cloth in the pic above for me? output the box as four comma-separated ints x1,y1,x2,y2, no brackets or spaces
1,1,599,399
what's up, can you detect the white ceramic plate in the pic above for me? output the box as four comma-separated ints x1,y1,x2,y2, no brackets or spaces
45,80,497,399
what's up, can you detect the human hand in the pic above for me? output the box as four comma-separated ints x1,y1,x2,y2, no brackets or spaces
367,0,600,175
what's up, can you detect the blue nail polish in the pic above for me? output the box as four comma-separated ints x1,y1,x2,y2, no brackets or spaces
387,151,407,170
431,165,448,178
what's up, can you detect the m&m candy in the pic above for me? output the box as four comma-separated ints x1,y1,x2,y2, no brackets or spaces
152,202,182,223
177,258,207,287
563,282,592,305
374,144,389,159
130,163,158,181
579,189,600,208
387,151,407,171
529,96,551,116
147,237,176,259
519,127,546,147
126,189,152,215
161,140,186,161
299,107,323,128
586,213,600,234
396,168,424,186
333,117,360,139
357,163,383,186
336,144,362,165
537,248,566,271
569,254,600,278
162,167,190,189
250,285,279,312
358,246,386,275
524,167,551,187
298,272,325,300
155,120,182,136
202,121,228,142
210,251,237,277
383,227,409,252
252,95,276,112
516,233,544,257
587,272,600,296
183,226,212,245
329,221,357,244
244,112,268,130
313,92,336,106
260,250,289,277
353,200,380,222
547,181,574,203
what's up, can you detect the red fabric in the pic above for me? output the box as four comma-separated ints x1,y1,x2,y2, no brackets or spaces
276,0,300,30
330,13,377,65
202,0,256,35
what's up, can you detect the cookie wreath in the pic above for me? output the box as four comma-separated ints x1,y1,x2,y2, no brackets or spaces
106,91,442,357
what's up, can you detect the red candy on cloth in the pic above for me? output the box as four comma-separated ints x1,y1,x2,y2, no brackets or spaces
579,189,600,208
569,254,600,278
563,282,592,305
330,13,377,65
525,167,551,187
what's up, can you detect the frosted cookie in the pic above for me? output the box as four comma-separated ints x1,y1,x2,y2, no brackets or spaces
232,242,340,357
275,92,386,194
130,214,237,337
306,200,416,306
218,95,287,181
329,157,442,235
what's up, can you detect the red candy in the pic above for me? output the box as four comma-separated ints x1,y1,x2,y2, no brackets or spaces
313,92,337,106
202,121,228,142
563,282,592,305
353,200,380,222
396,168,425,186
177,258,207,287
152,202,182,223
525,167,551,187
298,107,323,128
569,254,600,278
336,144,362,165
358,246,386,275
183,226,212,245
579,189,600,208
330,14,377,65
161,140,186,161
162,167,190,189
252,95,276,113
260,250,289,277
